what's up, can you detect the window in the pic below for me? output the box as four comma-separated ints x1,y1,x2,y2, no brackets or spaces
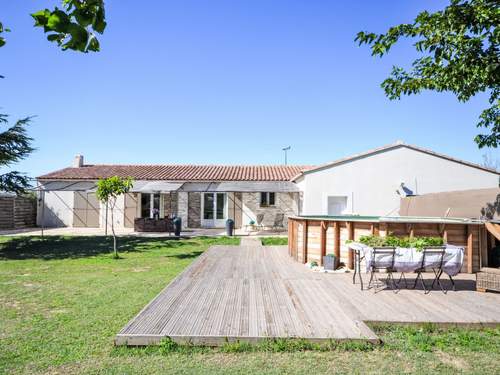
141,194,150,218
260,192,275,207
216,193,225,219
141,193,162,218
203,193,214,219
203,193,226,220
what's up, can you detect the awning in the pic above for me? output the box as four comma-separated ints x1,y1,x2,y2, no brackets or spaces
130,181,184,193
38,180,97,192
180,181,300,193
486,222,500,241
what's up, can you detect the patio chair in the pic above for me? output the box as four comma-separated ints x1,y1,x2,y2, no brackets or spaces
272,213,285,230
411,246,447,294
256,213,265,228
367,247,399,293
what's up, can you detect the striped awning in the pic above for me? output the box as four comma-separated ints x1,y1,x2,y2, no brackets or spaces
38,180,97,192
129,181,184,193
180,181,300,193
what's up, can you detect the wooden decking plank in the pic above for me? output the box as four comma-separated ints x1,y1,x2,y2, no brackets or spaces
116,244,500,346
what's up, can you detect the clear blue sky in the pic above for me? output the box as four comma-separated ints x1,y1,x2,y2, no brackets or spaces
1,1,497,178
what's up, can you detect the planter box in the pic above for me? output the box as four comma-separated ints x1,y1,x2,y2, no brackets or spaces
323,256,338,271
477,267,500,293
134,218,174,232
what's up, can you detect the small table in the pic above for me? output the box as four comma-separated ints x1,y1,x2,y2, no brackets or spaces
348,242,464,292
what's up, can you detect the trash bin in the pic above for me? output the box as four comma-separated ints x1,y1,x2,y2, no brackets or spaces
173,217,182,237
226,219,234,236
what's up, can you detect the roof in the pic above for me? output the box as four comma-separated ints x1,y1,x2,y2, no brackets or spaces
292,141,500,180
38,164,311,182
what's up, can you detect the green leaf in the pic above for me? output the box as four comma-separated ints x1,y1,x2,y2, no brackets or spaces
87,35,100,52
47,34,61,42
31,9,51,26
93,7,107,34
74,8,94,27
47,10,71,32
64,23,89,52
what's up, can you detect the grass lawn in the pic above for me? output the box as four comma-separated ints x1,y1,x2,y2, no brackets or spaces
260,237,288,246
1,235,499,375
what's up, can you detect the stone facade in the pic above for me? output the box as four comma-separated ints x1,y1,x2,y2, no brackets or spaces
163,192,178,217
241,192,299,228
188,192,201,228
177,191,189,229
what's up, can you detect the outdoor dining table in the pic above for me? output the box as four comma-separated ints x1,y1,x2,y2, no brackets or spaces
348,242,464,291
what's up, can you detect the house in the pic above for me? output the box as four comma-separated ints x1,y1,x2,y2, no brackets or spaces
37,142,500,231
293,142,500,217
37,155,307,230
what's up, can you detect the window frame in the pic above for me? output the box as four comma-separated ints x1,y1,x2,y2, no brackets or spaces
140,193,164,218
260,192,276,207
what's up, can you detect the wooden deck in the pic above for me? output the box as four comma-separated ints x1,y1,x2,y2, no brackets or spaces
116,238,500,346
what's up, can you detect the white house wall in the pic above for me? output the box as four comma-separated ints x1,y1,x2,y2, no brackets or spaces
37,190,74,227
99,195,126,230
299,147,499,217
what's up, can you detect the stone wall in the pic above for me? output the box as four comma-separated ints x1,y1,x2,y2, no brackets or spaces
0,196,37,229
177,192,189,229
188,192,201,228
241,192,299,228
163,192,178,217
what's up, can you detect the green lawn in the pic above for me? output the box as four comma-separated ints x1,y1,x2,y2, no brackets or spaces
260,237,288,246
1,235,499,375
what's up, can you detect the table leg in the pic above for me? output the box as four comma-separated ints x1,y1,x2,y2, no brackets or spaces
358,255,364,290
352,250,357,284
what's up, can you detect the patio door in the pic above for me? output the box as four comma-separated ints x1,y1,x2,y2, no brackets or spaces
202,192,227,227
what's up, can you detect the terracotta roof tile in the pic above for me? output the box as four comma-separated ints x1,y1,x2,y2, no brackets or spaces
38,164,313,182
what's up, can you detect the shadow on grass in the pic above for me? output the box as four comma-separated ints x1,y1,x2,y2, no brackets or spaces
0,236,193,261
164,251,204,260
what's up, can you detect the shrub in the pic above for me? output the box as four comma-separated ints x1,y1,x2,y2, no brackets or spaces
358,235,444,250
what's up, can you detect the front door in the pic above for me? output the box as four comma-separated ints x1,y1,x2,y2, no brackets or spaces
202,192,227,227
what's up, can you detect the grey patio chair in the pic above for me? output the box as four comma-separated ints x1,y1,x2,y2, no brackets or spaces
411,246,448,294
367,247,399,293
256,213,265,228
272,213,285,230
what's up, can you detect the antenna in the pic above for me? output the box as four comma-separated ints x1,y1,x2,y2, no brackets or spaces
282,146,291,165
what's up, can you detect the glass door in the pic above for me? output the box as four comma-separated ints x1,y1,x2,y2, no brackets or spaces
202,192,227,227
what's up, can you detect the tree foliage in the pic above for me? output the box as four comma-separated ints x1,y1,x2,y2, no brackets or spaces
31,0,106,53
0,2,107,192
356,0,499,148
95,176,133,258
0,22,9,49
0,115,35,194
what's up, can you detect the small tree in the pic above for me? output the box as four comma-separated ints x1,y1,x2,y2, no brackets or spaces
95,176,133,259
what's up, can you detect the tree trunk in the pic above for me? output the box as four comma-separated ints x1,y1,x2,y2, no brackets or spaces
111,199,118,258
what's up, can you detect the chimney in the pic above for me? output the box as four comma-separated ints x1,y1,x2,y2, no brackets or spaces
73,154,84,168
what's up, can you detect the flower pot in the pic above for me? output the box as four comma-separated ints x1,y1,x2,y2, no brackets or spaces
323,256,338,271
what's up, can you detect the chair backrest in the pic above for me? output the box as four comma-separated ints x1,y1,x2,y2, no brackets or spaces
421,246,446,269
274,213,285,227
372,247,396,270
256,213,264,225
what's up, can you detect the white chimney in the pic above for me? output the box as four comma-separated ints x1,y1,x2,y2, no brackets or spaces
73,154,84,168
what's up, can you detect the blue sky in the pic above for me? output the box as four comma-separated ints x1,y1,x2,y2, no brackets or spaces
1,1,497,178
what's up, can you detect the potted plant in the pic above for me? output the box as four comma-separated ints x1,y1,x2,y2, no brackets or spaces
323,253,338,271
246,220,256,231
